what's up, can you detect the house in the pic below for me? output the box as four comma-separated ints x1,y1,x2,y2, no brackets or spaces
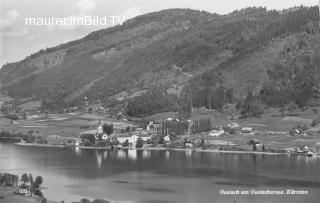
74,138,84,146
242,127,254,132
248,139,262,147
135,128,144,132
209,128,225,137
164,135,170,142
116,133,151,147
227,122,240,129
139,133,152,142
102,134,109,140
241,127,255,135
88,104,105,113
185,142,194,148
147,121,162,131
116,134,139,146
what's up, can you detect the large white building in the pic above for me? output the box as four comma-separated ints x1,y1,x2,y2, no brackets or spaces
116,133,151,147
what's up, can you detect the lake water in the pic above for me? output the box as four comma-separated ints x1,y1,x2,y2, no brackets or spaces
0,143,319,203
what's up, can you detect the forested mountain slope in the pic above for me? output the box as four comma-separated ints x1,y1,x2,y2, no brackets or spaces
0,6,319,116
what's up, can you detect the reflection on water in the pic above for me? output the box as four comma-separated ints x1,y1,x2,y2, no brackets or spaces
0,143,319,203
103,150,108,159
165,151,170,160
185,149,192,158
117,149,126,160
75,147,81,156
128,149,137,160
95,151,102,168
142,150,151,159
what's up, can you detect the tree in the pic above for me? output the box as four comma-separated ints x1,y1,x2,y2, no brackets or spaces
241,92,263,116
169,132,177,141
125,126,131,132
311,117,320,127
80,199,91,203
253,144,257,152
122,139,129,147
34,176,43,188
135,138,144,148
301,125,308,131
29,174,34,188
80,134,95,144
111,137,119,146
21,173,29,184
200,138,206,149
103,123,113,135
279,106,286,116
158,136,165,144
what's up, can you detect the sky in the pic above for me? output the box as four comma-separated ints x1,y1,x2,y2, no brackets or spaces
0,0,318,66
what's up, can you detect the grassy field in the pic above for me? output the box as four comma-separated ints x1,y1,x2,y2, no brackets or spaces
186,106,320,150
190,132,320,151
190,106,320,132
0,112,134,138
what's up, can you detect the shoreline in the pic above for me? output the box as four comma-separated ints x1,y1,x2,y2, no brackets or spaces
14,142,291,156
141,147,289,155
13,142,320,157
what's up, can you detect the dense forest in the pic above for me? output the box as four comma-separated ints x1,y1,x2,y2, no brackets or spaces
1,6,319,117
127,88,179,117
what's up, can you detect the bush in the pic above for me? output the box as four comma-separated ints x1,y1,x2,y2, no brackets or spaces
311,118,320,127
80,125,90,129
312,108,318,114
287,102,298,112
5,114,19,120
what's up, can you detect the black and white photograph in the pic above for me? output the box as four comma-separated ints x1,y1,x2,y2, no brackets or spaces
0,0,319,203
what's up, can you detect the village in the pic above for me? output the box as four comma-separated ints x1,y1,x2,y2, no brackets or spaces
0,94,319,157
1,93,320,157
8,110,320,157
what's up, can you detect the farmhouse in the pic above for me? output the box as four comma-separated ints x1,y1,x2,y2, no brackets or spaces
209,128,225,137
241,127,255,135
227,122,240,129
146,121,162,132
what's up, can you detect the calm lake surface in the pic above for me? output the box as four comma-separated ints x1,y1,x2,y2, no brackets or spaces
0,143,319,203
